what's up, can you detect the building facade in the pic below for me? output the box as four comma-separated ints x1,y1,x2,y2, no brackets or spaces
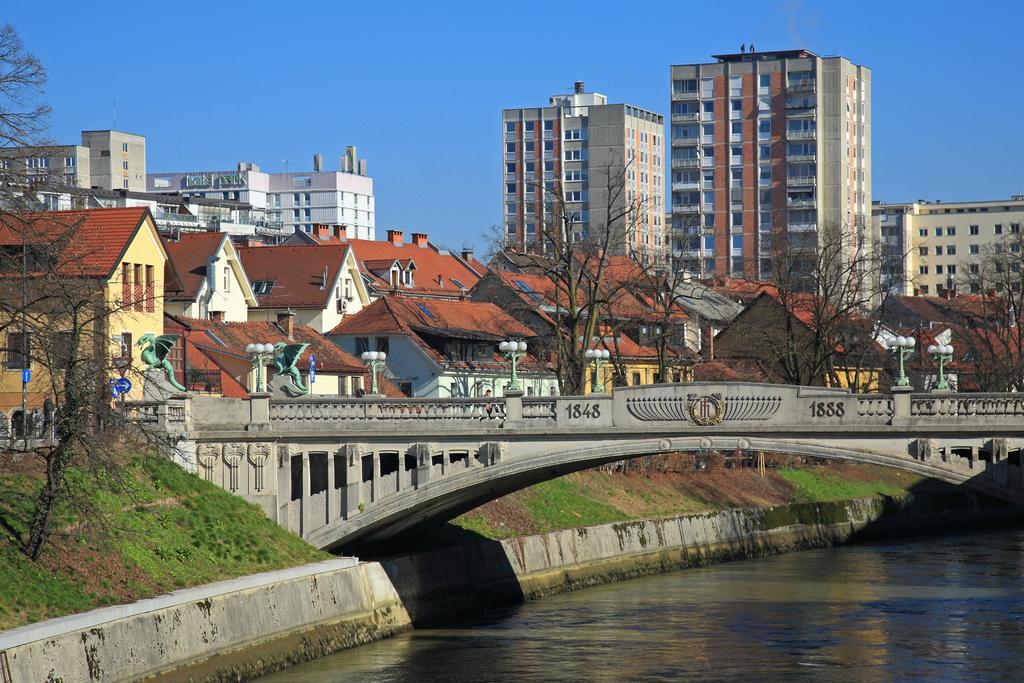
669,49,871,279
0,129,145,194
874,196,1024,296
502,83,664,254
148,148,375,239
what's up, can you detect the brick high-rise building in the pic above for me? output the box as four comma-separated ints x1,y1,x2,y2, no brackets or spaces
502,82,664,255
669,49,871,280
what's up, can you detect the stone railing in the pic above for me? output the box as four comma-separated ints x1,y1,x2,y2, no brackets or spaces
910,394,1024,418
124,401,162,424
522,399,558,420
268,397,506,425
857,396,894,420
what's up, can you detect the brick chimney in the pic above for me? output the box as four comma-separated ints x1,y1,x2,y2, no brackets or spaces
461,248,474,262
387,229,404,246
276,310,295,340
314,224,331,239
333,225,347,240
411,232,428,247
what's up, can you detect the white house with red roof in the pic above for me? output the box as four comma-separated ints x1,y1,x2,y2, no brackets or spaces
163,232,257,322
328,297,558,398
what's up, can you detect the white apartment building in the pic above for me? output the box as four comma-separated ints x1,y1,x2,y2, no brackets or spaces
874,196,1024,296
148,147,375,239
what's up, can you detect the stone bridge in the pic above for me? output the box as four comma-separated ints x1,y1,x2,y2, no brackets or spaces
132,382,1024,551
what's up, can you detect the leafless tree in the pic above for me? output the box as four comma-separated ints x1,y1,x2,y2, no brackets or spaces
494,155,645,394
956,230,1024,391
732,221,888,389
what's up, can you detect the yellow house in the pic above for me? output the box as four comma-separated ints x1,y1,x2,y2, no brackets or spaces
0,207,171,428
582,332,694,394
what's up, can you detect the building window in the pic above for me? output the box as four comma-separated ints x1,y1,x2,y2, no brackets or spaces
759,74,771,88
732,212,743,227
505,121,515,133
946,245,956,255
505,142,515,154
355,337,369,355
919,228,928,237
919,266,929,275
1013,223,1021,234
918,247,927,256
969,225,979,235
970,244,979,254
4,332,30,369
731,99,742,112
122,142,129,152
935,265,943,275
544,120,553,131
947,227,956,236
935,246,943,255
995,224,1003,234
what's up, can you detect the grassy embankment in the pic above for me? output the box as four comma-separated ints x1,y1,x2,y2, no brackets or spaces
0,454,327,631
450,457,926,541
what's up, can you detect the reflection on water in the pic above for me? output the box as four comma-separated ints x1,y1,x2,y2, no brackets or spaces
264,530,1024,681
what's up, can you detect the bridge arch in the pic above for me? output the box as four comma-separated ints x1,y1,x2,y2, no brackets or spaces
311,434,1001,552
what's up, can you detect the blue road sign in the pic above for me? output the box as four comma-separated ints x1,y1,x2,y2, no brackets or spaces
309,354,317,384
111,377,132,398
22,368,30,384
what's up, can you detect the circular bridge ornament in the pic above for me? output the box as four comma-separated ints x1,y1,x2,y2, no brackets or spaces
687,393,726,426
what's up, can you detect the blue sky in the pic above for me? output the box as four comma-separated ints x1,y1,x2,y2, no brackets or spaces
6,1,1024,251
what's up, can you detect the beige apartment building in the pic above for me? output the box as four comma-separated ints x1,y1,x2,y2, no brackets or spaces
503,82,665,255
0,129,146,195
875,196,1024,296
669,49,871,279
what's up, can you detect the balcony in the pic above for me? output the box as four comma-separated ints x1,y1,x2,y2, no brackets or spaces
786,107,817,119
701,157,715,168
787,176,816,186
671,137,700,147
787,153,816,163
788,222,818,232
672,181,700,191
672,112,700,122
505,131,517,141
787,198,817,208
786,129,816,140
672,203,700,213
672,158,700,169
787,80,817,93
673,90,699,100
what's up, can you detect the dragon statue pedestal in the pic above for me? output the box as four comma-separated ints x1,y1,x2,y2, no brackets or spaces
270,380,309,399
143,368,187,401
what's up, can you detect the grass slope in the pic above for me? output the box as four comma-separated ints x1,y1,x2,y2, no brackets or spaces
0,454,327,631
449,461,925,542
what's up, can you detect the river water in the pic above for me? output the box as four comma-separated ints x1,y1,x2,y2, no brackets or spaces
265,530,1024,681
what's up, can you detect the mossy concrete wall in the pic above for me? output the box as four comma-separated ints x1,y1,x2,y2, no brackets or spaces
382,491,1022,624
0,559,410,682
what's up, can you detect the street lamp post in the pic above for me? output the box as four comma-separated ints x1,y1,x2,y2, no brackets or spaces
584,348,611,393
360,351,387,395
499,340,527,394
927,343,955,391
882,335,916,387
244,342,275,392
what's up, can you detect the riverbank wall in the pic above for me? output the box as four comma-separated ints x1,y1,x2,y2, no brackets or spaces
0,559,410,683
2,490,1017,681
380,489,1023,625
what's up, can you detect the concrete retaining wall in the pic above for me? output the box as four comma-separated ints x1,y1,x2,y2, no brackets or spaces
0,559,411,683
381,491,1021,624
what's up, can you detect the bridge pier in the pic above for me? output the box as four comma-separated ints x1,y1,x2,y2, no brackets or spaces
411,443,432,489
300,452,311,536
343,444,363,517
327,452,336,524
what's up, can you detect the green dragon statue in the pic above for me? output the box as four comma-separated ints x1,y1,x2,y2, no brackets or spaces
272,342,310,394
136,333,187,392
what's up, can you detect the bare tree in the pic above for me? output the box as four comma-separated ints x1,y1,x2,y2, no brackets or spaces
729,221,888,389
956,230,1024,391
494,155,645,394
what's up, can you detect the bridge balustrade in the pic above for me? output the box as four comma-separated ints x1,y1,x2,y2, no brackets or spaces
911,394,1024,419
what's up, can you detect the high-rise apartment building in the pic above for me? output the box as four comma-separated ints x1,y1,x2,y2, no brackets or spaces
669,49,871,279
874,196,1024,296
502,83,664,254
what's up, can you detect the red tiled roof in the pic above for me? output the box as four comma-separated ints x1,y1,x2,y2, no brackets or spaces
0,207,153,278
237,244,346,309
330,297,545,371
345,238,481,297
162,232,226,301
693,359,783,383
168,315,364,373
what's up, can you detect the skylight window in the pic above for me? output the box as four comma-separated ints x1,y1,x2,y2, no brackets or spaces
416,303,436,320
252,280,275,295
513,279,544,303
450,278,466,289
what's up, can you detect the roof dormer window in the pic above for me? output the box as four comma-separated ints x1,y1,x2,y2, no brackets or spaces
390,268,400,288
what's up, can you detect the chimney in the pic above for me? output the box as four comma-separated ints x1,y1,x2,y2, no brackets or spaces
575,80,585,94
412,232,428,247
344,145,357,174
276,310,295,340
357,159,367,176
387,229,404,246
313,153,323,172
314,223,332,239
703,321,715,360
333,225,347,240
460,247,474,262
